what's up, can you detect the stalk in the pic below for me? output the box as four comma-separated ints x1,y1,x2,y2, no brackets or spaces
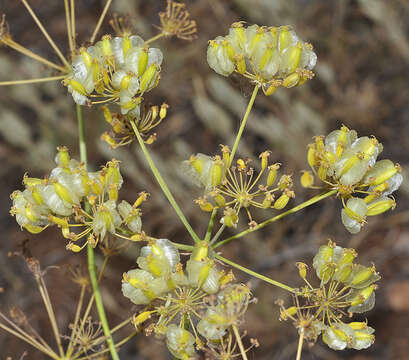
76,104,120,360
216,254,295,293
229,84,260,166
214,190,337,248
130,120,201,243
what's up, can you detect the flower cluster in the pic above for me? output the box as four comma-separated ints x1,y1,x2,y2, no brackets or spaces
303,125,402,233
10,147,148,251
183,147,294,227
63,34,162,117
158,0,198,41
122,240,253,358
279,240,380,351
207,23,317,94
101,102,169,148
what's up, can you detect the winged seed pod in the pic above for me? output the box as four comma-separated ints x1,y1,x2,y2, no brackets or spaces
166,324,196,359
183,147,294,225
304,125,402,234
279,240,379,351
10,148,149,251
64,34,162,117
207,23,316,94
121,240,253,357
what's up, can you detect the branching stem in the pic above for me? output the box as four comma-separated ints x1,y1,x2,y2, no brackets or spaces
130,120,201,244
76,104,119,360
214,190,337,248
216,254,295,293
229,84,260,166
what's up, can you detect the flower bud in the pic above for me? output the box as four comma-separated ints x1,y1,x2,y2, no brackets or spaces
212,192,226,207
55,146,70,168
262,194,273,208
191,241,209,262
267,163,280,186
280,306,297,320
221,208,238,227
300,170,314,188
133,311,152,327
259,151,270,170
159,103,168,120
296,262,308,279
210,160,224,187
307,144,316,167
273,190,294,210
196,197,213,212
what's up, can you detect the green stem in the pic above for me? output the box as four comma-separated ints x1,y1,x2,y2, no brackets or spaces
229,84,260,166
204,208,217,242
77,104,87,165
209,224,225,245
76,104,120,360
171,242,194,252
213,190,337,248
87,246,119,360
216,254,295,293
130,120,201,244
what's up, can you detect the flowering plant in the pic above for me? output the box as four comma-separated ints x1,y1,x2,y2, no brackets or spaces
0,1,403,359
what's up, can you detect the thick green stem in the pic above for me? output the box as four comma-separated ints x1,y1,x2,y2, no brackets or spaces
214,190,337,248
216,254,295,293
76,104,120,360
229,84,260,166
130,120,201,244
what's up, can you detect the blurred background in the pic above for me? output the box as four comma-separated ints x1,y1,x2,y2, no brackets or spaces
0,0,408,359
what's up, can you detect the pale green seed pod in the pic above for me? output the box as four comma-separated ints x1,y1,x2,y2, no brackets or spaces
324,126,357,159
122,269,166,305
341,197,367,234
366,197,395,216
166,324,196,360
197,318,227,341
186,258,221,294
118,200,142,233
207,38,235,77
139,63,160,93
322,323,355,351
137,239,180,277
347,287,376,314
348,264,380,289
92,200,122,240
363,159,398,186
55,146,70,168
350,325,375,350
312,240,335,279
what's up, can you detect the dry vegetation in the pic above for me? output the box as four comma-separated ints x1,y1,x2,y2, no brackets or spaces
0,0,408,359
